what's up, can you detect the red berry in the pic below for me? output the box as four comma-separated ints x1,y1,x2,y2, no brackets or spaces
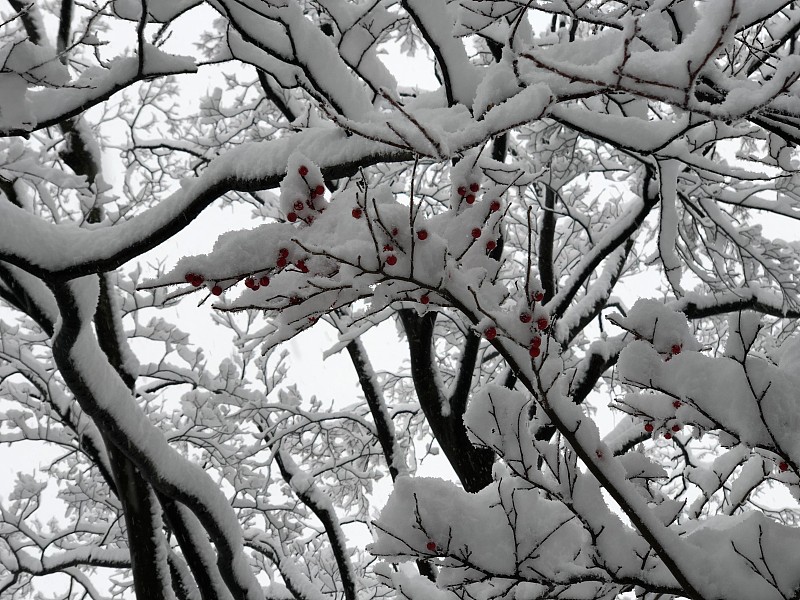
490,200,501,212
191,275,204,287
290,296,301,305
664,432,672,440
471,227,481,239
520,312,532,323
417,229,428,241
277,257,287,268
671,424,681,432
391,227,399,236
251,284,260,291
671,344,682,355
673,400,682,409
420,294,430,305
469,182,480,193
315,184,325,196
779,462,789,472
308,316,317,323
310,189,317,199
294,200,304,212
383,244,394,252
531,335,542,347
260,276,270,286
184,273,195,283
306,215,315,225
296,260,309,273
457,186,467,196
486,240,497,251
484,327,497,340
298,165,308,176
465,194,476,204
529,346,540,358
536,317,549,331
386,255,397,266
287,212,298,222
426,541,437,552
352,208,362,219
279,248,289,258
533,291,545,302
211,285,222,296
244,277,256,289
644,423,654,433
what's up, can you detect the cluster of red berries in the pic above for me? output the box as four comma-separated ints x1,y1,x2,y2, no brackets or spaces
457,181,480,205
183,243,316,298
185,273,223,296
383,244,398,266
288,165,325,225
480,288,550,359
244,275,270,291
643,398,684,438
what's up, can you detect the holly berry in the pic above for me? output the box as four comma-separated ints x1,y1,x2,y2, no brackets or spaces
287,212,298,222
298,165,309,176
277,257,287,268
417,229,428,241
532,291,545,302
308,316,318,323
386,255,397,266
671,344,682,355
486,240,497,251
290,295,302,306
664,432,672,440
420,294,430,305
489,200,501,212
779,461,789,472
465,194,475,204
469,182,480,193
190,274,204,287
673,400,682,409
531,335,542,347
315,184,325,196
184,273,195,283
484,326,497,340
457,186,467,196
296,260,309,273
211,285,222,296
294,200,304,212
644,423,654,433
306,215,315,225
391,227,399,236
244,277,256,289
536,317,549,331
471,227,482,239
520,312,532,324
259,276,270,287
251,284,260,291
352,208,362,219
671,424,681,432
383,244,394,252
426,541,437,552
279,248,289,258
529,345,540,358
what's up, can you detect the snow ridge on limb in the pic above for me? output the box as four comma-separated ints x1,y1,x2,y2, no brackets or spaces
0,130,412,279
49,277,266,600
0,45,197,137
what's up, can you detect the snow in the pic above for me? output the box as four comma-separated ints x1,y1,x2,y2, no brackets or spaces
4,2,800,599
